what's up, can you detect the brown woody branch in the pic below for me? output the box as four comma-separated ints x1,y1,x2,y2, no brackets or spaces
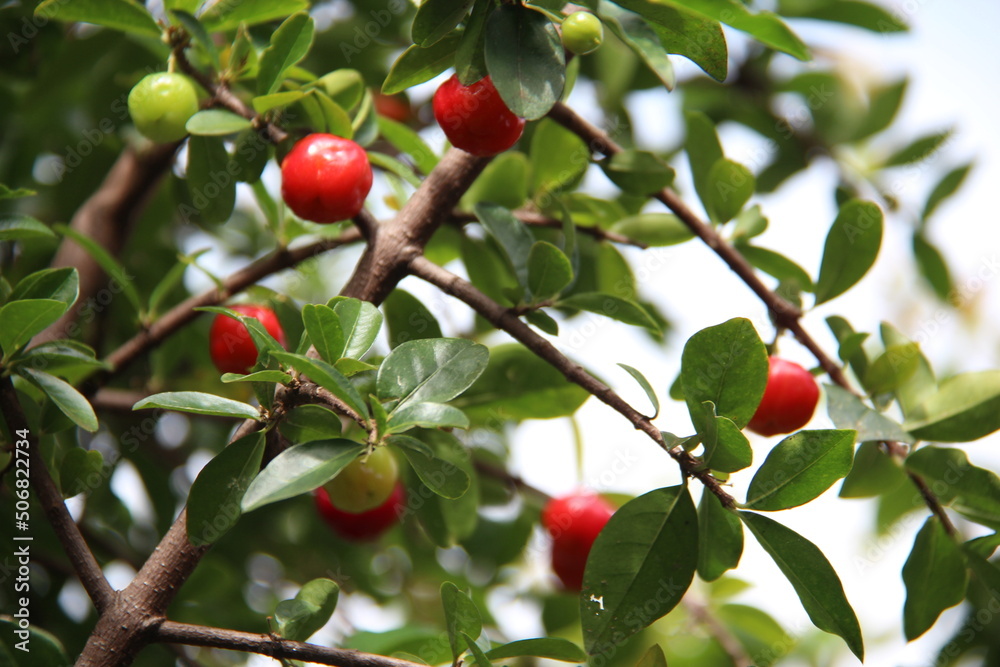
408,256,736,509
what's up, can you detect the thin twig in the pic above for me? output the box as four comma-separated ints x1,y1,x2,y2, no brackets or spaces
682,597,753,667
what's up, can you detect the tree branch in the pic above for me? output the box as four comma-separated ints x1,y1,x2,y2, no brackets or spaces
682,597,753,667
408,256,736,508
0,376,116,613
156,622,429,667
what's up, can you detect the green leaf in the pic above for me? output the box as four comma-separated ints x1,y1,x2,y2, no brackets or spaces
527,242,573,302
912,232,952,301
903,370,1000,442
252,90,308,114
314,89,355,140
442,582,483,660
884,130,952,167
453,343,590,422
258,13,315,95
695,402,753,473
740,512,863,660
635,645,668,667
610,214,694,247
814,199,883,304
383,289,443,349
697,490,743,581
615,0,727,81
271,351,369,419
185,109,252,136
367,152,421,188
19,341,108,375
530,119,590,198
383,34,462,95
901,516,968,640
133,391,260,420
221,370,293,384
316,69,365,109
302,304,345,363
377,338,489,410
187,136,237,224
464,633,493,667
745,430,856,511
0,215,55,241
850,78,908,141
410,431,479,546
599,150,674,195
19,368,98,432
475,202,535,289
35,0,160,37
738,245,813,290
11,268,79,308
59,448,104,498
0,619,69,665
200,0,309,32
881,323,936,418
777,0,907,33
906,447,1000,530
484,4,565,120
388,402,470,433
187,432,265,546
524,309,558,335
280,404,343,444
413,0,475,46
864,343,920,395
242,439,365,512
0,184,37,201
665,0,809,60
618,363,659,419
455,0,490,84
558,292,660,333
839,442,907,499
485,638,587,662
333,298,383,360
922,163,973,222
0,300,66,356
581,486,697,655
599,3,675,90
824,384,913,443
715,604,795,667
685,111,725,210
390,435,471,498
275,578,340,642
704,158,754,223
378,117,439,175
54,224,142,314
680,317,768,431
171,10,220,69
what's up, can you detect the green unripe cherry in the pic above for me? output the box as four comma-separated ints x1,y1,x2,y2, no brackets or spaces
127,72,199,143
561,12,604,56
323,446,400,514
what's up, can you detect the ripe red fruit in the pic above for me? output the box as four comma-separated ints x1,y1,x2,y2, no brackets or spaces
746,357,820,436
542,491,615,591
280,133,373,223
373,92,412,123
314,481,406,541
432,74,525,157
208,305,287,375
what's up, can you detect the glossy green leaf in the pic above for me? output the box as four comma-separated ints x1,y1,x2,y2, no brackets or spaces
383,34,461,95
814,200,883,304
201,0,308,31
528,241,573,302
599,3,675,90
442,582,482,660
333,298,383,360
558,292,660,332
280,404,343,443
884,130,952,167
10,269,78,309
455,0,490,84
839,442,907,499
695,402,753,473
610,214,694,247
185,109,252,136
475,202,535,287
20,342,108,375
316,69,365,109
19,368,98,432
912,232,952,300
252,90,308,114
863,343,920,395
738,245,813,290
618,363,659,419
461,152,529,210
410,431,479,545
581,486,697,655
902,516,968,640
390,435,470,498
313,90,354,139
412,0,475,46
388,402,470,433
275,578,340,642
0,215,55,241
0,300,66,356
635,644,668,667
530,119,590,198
922,163,973,222
187,432,265,546
378,117,439,175
221,370,293,384
705,158,754,223
271,351,369,419
302,304,345,363
187,136,237,224
777,0,906,32
383,289,443,349
484,4,565,120
903,370,1000,442
59,448,104,498
740,512,863,660
35,0,160,36
599,150,674,195
463,633,493,667
680,318,768,432
485,638,587,662
906,447,1000,530
452,344,589,422
524,309,559,335
685,111,725,210
54,224,142,314
746,430,856,511
671,0,808,58
964,549,1000,608
242,439,364,512
697,490,743,581
258,13,315,95
377,338,489,409
851,78,908,141
826,315,869,382
880,323,937,418
616,0,727,80
133,391,259,420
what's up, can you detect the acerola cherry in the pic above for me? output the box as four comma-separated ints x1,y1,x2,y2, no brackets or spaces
127,72,200,143
432,74,525,157
322,446,400,514
746,357,820,436
561,12,604,56
280,133,373,223
542,491,615,591
315,481,406,541
208,305,287,375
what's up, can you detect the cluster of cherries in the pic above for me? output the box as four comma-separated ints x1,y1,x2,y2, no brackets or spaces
130,13,821,584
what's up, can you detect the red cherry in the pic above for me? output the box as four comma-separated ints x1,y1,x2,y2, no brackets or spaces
432,74,525,157
208,305,287,375
542,491,614,591
314,481,406,541
373,92,412,123
746,357,820,436
280,133,373,223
